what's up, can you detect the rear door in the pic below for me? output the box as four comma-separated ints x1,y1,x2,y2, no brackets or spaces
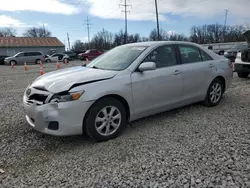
23,52,34,63
176,44,215,101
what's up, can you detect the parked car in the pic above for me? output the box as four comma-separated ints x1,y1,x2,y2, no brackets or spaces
45,53,70,63
78,49,102,61
224,42,249,62
23,41,233,142
4,51,45,65
0,55,9,65
64,51,77,60
234,30,250,78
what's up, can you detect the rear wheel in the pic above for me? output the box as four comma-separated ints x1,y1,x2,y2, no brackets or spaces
35,59,41,64
202,78,224,107
46,59,51,63
237,72,249,78
83,98,126,142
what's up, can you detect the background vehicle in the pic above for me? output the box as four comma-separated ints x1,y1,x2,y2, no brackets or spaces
23,41,233,142
224,42,248,62
45,53,70,63
4,52,45,65
64,51,77,60
234,30,250,78
0,55,9,65
78,49,102,61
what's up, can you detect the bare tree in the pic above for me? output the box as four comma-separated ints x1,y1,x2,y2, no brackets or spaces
0,28,16,37
169,34,188,41
149,28,167,41
190,23,246,44
72,40,86,51
23,27,52,37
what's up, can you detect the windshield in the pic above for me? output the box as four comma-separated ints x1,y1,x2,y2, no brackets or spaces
230,43,248,49
85,50,90,53
87,45,147,71
13,52,22,57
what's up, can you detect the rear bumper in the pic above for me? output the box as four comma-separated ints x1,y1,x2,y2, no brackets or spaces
224,55,236,62
234,63,250,73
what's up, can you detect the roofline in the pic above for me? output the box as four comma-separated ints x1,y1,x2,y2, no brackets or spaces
0,45,65,48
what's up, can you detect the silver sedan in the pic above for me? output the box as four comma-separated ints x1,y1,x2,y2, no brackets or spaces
23,41,233,142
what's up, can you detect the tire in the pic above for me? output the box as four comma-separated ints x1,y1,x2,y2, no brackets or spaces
83,97,127,142
46,59,51,63
10,60,16,66
237,72,249,78
218,51,224,55
202,78,224,107
63,58,69,64
35,59,41,64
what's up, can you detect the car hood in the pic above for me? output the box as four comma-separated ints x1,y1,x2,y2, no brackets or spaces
5,57,13,60
243,30,250,44
30,66,117,93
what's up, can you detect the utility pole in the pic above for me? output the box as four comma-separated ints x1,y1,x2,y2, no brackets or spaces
119,0,132,44
42,23,46,37
223,9,229,42
102,28,105,50
84,16,91,45
155,0,160,41
67,33,70,51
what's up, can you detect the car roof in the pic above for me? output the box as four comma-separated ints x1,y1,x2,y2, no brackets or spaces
123,41,202,48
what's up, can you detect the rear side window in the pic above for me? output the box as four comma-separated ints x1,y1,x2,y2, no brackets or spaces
143,45,177,68
178,45,202,64
200,50,213,61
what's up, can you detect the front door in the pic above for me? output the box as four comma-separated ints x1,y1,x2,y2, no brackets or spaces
131,45,183,115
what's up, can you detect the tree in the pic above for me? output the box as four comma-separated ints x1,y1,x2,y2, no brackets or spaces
0,28,16,37
23,27,52,37
189,23,246,44
72,40,85,51
169,34,188,41
149,28,167,41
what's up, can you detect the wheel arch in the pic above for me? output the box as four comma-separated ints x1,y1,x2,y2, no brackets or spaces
214,75,226,93
84,94,131,123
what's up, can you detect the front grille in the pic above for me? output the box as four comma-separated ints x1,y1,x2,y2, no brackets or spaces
28,94,48,102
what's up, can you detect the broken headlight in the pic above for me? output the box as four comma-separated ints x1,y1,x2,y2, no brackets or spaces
50,91,84,103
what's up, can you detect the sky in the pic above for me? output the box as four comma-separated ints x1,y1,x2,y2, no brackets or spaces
0,0,250,48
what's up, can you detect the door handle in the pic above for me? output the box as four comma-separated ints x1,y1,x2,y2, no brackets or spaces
209,63,215,68
173,70,182,75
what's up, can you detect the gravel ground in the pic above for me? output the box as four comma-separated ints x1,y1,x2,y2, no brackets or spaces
0,62,250,188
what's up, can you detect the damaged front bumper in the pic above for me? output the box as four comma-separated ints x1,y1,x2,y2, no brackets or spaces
23,95,94,136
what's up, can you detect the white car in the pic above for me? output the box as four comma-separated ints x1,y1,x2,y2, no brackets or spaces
45,53,69,63
234,30,250,78
23,41,233,142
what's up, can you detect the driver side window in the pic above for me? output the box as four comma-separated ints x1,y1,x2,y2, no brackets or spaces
143,45,177,68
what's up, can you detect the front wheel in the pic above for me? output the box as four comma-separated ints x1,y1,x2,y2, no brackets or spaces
237,72,249,78
202,78,224,107
83,98,126,142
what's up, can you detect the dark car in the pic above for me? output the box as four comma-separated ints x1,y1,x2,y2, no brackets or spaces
78,49,102,61
224,42,249,62
0,55,9,65
63,51,77,60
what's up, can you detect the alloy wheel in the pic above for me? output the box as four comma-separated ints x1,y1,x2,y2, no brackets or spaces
95,106,121,136
210,83,222,104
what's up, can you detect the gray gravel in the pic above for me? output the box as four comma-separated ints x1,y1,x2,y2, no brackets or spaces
0,62,250,187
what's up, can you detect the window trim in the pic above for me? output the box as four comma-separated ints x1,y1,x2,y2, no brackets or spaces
198,48,214,61
134,44,180,72
177,44,214,64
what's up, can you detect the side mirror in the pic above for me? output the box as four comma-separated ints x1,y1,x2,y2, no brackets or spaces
138,62,156,72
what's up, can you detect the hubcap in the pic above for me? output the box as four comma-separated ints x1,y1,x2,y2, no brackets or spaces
95,106,121,136
210,83,222,103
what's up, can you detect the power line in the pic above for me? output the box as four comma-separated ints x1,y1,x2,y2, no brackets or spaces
119,0,132,44
84,16,91,44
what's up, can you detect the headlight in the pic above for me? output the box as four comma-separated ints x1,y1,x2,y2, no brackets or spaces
50,91,84,103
